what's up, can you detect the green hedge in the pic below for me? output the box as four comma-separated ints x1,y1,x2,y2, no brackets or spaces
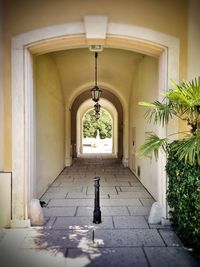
166,141,200,250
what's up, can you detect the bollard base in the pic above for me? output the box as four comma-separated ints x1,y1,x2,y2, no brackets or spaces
93,208,102,224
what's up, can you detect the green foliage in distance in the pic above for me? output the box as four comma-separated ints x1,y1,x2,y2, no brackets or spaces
83,109,112,139
166,141,200,251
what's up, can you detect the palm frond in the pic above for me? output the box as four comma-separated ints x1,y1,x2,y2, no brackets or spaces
172,134,200,165
137,133,167,160
167,77,200,107
139,101,173,126
138,101,156,107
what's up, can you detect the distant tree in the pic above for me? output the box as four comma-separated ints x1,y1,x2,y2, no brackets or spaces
83,109,112,139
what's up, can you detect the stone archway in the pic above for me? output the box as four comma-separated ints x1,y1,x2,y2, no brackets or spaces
76,98,118,157
11,19,179,226
71,90,123,159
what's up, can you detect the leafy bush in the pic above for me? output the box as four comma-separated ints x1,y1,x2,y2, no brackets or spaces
166,141,200,250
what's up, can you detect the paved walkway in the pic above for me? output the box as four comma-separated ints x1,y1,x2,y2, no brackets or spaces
0,157,199,267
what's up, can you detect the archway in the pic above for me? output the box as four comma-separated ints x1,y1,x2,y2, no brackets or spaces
71,89,123,159
11,19,179,226
76,98,118,157
82,108,113,154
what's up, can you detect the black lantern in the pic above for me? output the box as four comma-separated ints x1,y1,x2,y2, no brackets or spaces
94,102,101,113
95,112,100,120
90,52,102,102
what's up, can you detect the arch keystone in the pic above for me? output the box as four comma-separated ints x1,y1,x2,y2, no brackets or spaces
84,15,108,45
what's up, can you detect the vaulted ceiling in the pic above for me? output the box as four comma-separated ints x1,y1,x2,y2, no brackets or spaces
50,48,144,103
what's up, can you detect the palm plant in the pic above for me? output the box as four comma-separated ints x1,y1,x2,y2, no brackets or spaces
138,77,200,165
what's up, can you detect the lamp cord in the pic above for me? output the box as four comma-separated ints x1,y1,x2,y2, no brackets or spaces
95,52,98,87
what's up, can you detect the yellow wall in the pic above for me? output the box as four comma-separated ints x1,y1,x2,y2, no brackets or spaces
3,0,188,169
36,54,65,198
188,0,200,79
0,0,3,170
177,0,200,137
129,55,159,199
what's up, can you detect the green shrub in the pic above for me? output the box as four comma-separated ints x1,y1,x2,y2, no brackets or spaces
166,141,200,250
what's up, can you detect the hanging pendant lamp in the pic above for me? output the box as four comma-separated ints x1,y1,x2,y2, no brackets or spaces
95,112,100,120
91,52,102,102
94,102,101,114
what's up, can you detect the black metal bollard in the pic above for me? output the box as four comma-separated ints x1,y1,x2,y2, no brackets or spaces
93,176,102,224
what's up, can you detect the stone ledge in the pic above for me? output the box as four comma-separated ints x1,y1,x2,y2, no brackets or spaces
11,219,31,228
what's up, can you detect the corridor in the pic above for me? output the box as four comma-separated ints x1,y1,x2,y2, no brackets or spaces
0,157,199,267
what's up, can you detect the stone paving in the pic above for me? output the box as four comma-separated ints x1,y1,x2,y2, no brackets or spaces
0,156,199,267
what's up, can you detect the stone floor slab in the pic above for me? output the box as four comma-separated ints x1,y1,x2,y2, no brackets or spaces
53,216,114,230
140,198,155,206
0,247,67,267
113,216,149,228
94,229,165,247
73,177,107,182
0,229,30,250
20,229,93,249
87,187,117,194
120,186,146,192
100,182,130,186
128,206,151,216
57,176,74,182
144,247,199,267
46,187,83,193
66,193,109,199
158,229,183,246
60,181,92,186
100,198,142,206
66,247,148,267
110,191,152,198
48,199,93,207
44,217,57,229
76,206,129,216
109,178,131,182
20,248,66,267
51,181,61,187
41,192,67,201
43,207,76,217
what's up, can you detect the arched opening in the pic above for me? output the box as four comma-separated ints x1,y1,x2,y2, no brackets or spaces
82,108,113,154
71,88,123,160
75,97,118,156
11,21,179,226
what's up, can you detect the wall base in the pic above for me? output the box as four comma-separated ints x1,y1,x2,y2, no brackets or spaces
65,157,72,167
161,217,171,226
122,157,128,167
0,172,11,228
11,219,31,228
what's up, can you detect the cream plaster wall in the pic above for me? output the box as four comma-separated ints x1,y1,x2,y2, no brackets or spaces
187,0,200,80
36,54,65,198
3,0,188,169
0,172,11,227
0,0,4,171
129,56,159,200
